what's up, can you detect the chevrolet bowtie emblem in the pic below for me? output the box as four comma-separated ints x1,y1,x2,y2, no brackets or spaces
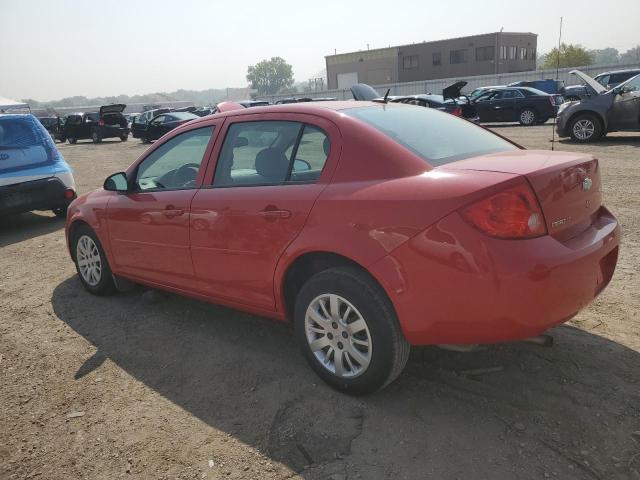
582,177,593,191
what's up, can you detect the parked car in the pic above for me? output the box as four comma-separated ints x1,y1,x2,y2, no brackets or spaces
36,116,63,139
390,81,478,121
508,79,564,94
557,70,640,142
0,114,76,217
193,107,217,117
64,101,619,394
130,108,172,138
139,112,199,142
471,87,563,125
562,68,640,101
61,104,129,144
238,100,270,108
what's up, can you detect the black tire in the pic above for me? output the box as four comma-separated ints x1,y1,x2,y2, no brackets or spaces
518,108,537,126
568,113,603,143
70,224,115,296
141,137,148,144
52,206,68,218
68,137,77,144
120,135,128,141
294,266,410,395
92,130,102,144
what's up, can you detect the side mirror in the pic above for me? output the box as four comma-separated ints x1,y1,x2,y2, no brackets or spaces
104,172,129,192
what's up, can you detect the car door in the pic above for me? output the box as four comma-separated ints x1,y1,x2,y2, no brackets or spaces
145,115,167,140
189,114,338,310
473,91,500,121
106,124,217,287
608,75,640,130
491,90,520,121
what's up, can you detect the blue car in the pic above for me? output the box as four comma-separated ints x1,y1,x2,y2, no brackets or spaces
0,114,76,217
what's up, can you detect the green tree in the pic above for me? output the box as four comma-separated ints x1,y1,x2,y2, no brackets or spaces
541,44,594,69
621,46,640,64
246,57,294,95
591,48,620,65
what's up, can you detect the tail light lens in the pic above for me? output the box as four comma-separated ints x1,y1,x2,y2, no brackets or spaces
451,107,463,117
64,188,76,200
98,119,105,126
460,181,547,239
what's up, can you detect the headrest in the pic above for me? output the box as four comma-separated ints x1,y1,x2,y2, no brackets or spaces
255,147,289,182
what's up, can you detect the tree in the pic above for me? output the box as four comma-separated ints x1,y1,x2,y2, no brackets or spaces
246,57,294,95
541,44,594,69
621,46,640,64
591,48,620,65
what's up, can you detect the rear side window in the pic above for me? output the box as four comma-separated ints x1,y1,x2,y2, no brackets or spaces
213,121,329,187
344,105,517,166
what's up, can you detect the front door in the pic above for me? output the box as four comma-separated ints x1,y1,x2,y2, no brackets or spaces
190,116,335,310
608,75,640,130
107,125,216,286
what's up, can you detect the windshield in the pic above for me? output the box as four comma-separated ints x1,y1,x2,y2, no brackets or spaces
343,105,517,166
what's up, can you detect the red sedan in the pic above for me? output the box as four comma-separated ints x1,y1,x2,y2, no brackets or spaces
65,101,620,394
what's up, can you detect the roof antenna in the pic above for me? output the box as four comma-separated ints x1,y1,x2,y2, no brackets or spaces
383,88,391,103
551,16,563,151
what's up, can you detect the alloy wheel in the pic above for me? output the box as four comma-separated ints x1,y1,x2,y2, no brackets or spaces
520,110,535,125
304,294,372,379
76,235,102,286
573,119,595,140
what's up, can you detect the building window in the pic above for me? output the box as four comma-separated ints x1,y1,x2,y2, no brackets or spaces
520,47,527,60
508,46,517,60
432,52,441,66
450,49,467,64
500,46,507,60
475,46,495,62
529,47,536,60
403,55,419,69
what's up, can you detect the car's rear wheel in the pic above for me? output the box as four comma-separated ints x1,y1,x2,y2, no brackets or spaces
92,130,102,144
569,114,602,143
519,108,537,126
294,266,410,395
120,135,128,141
71,224,115,295
68,137,77,144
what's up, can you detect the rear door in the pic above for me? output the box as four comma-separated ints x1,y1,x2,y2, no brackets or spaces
493,89,521,121
608,75,640,130
190,113,339,309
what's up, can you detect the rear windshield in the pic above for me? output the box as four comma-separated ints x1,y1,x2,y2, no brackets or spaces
343,105,517,166
0,116,40,148
169,112,198,121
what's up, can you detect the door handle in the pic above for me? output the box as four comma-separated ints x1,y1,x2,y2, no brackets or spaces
258,208,291,219
163,205,184,217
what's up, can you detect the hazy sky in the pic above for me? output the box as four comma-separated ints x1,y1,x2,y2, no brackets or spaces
1,0,638,101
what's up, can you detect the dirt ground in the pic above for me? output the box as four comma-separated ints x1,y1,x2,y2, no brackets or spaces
1,125,639,480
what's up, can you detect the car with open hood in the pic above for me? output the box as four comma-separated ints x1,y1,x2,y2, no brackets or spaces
556,70,640,142
61,104,129,144
1,114,76,217
562,68,640,101
64,100,619,394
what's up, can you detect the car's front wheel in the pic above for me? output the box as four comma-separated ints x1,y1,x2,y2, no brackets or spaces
569,114,602,142
71,224,115,295
294,267,410,395
519,108,537,126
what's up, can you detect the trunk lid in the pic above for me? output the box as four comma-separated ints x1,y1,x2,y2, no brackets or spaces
99,104,126,116
441,149,602,241
442,81,467,101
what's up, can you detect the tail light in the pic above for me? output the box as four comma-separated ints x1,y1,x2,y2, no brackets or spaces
64,188,76,200
98,119,105,126
460,181,547,239
450,107,463,117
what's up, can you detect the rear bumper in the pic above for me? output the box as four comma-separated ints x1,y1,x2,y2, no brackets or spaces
370,206,620,345
0,177,75,216
100,126,128,138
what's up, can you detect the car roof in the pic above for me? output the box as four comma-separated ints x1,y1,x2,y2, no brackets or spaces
597,68,640,76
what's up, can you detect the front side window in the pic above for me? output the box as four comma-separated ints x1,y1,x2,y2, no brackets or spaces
343,105,516,166
621,75,640,93
213,121,329,187
135,126,213,191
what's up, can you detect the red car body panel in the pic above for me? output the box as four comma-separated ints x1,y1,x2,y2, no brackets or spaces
66,102,621,346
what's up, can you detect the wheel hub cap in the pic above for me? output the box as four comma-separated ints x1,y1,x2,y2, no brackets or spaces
573,120,594,139
76,235,102,286
521,110,534,124
305,294,372,379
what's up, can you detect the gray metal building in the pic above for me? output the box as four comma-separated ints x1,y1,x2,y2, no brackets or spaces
326,32,537,89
